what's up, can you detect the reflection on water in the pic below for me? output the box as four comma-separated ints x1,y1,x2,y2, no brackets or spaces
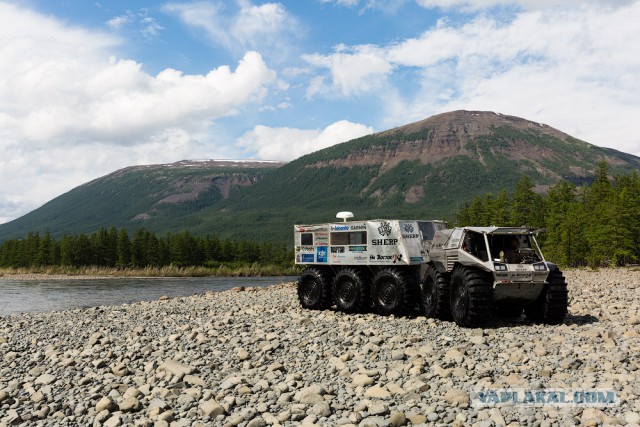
0,276,295,316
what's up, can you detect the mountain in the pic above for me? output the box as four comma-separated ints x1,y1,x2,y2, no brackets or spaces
1,110,639,243
0,160,282,241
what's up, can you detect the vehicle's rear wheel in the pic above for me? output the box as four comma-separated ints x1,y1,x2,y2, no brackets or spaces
297,267,333,310
450,266,493,327
525,269,568,324
372,268,416,316
333,268,371,313
421,267,451,320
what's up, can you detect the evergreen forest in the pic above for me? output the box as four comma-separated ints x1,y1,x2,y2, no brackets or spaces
456,161,640,267
0,228,292,270
1,161,638,271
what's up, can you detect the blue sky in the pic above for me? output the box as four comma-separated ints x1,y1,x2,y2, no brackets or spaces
0,0,639,223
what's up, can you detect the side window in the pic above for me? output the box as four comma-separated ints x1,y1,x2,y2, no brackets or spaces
349,231,367,245
462,231,489,262
446,228,464,249
418,222,435,241
331,231,367,245
301,233,313,245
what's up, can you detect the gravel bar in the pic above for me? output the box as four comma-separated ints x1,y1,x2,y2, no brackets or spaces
1,269,639,427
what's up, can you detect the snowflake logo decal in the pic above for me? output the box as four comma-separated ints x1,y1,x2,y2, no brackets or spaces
378,221,392,236
403,223,414,233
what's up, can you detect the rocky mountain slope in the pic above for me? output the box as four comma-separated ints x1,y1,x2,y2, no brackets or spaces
1,111,638,242
201,111,640,241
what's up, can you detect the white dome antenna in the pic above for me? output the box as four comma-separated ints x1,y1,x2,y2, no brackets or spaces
336,211,354,222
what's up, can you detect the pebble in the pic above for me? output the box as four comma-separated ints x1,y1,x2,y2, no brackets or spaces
0,270,637,426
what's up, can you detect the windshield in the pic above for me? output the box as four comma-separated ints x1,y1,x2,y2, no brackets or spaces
487,234,542,264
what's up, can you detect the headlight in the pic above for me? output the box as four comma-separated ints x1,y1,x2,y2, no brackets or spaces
494,263,508,271
533,263,547,271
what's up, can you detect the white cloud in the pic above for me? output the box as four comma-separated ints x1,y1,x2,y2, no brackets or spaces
163,0,300,57
319,0,407,12
107,14,132,30
236,120,374,161
303,44,393,97
106,9,164,38
0,2,277,223
303,2,640,156
387,3,640,155
416,0,633,11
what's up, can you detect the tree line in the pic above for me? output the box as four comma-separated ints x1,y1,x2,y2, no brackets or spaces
455,161,640,267
0,228,292,269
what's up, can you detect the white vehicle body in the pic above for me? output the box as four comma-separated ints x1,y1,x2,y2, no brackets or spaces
294,215,568,327
294,220,446,266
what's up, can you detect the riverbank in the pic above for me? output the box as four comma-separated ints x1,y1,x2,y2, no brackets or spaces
1,269,639,426
0,264,300,280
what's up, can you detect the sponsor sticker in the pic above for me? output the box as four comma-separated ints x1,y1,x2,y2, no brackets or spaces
402,234,420,239
349,245,367,252
331,246,345,254
295,225,328,232
330,224,367,231
298,246,315,253
370,254,403,263
330,225,350,231
316,247,328,263
403,223,415,233
314,232,329,246
353,255,368,262
410,256,424,262
378,221,392,237
372,238,399,246
301,253,314,263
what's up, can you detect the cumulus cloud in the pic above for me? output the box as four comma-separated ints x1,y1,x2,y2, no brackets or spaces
303,44,393,97
386,3,640,154
303,2,640,155
236,121,374,161
163,0,300,57
0,2,277,222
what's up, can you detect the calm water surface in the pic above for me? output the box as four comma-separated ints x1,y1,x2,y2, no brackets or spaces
0,276,295,316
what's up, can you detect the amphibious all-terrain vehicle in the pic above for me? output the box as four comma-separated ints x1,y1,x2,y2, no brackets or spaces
294,213,568,327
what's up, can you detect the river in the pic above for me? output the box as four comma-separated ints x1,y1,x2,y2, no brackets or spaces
0,276,295,316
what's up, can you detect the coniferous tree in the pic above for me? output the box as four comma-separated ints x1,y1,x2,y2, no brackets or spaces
116,229,131,268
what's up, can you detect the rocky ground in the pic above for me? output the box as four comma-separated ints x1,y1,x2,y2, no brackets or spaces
0,268,639,427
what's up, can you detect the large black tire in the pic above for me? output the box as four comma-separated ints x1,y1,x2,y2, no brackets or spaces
297,267,333,310
333,268,371,313
372,268,416,316
420,267,451,320
525,269,568,325
449,266,493,327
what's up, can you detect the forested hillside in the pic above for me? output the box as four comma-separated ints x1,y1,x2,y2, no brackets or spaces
1,111,639,244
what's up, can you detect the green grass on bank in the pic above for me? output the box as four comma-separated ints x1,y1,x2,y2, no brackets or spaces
0,263,301,278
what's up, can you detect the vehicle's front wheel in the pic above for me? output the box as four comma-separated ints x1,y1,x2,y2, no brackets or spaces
297,267,333,310
420,267,451,320
333,268,371,313
525,269,568,324
450,266,492,327
372,268,416,316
